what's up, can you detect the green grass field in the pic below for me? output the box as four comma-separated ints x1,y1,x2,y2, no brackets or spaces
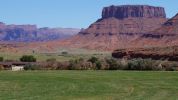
0,71,178,100
0,48,111,62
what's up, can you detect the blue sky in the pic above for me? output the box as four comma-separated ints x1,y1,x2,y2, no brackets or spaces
0,0,177,28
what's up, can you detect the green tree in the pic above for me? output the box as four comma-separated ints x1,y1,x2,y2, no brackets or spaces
20,55,36,62
0,57,3,62
88,56,98,64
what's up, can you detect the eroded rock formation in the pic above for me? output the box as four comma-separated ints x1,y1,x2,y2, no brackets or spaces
102,5,166,19
132,13,178,48
67,5,167,50
112,46,178,61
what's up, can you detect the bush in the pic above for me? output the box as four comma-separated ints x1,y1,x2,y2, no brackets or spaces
46,58,56,62
79,61,94,70
127,59,141,70
127,58,162,70
0,57,3,62
68,58,95,70
95,61,102,70
68,59,80,70
88,57,98,64
61,51,68,55
106,58,121,70
24,64,39,70
20,55,36,62
55,62,70,70
161,62,178,71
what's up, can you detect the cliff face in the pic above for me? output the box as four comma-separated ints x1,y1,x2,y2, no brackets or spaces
3,25,37,41
132,13,178,48
0,23,80,42
102,5,166,19
112,46,178,61
79,5,167,36
145,13,178,36
69,5,167,50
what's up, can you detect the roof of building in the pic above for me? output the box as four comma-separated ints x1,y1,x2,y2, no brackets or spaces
0,62,37,66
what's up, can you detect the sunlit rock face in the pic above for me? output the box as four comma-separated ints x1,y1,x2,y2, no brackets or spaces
70,5,167,50
102,5,166,19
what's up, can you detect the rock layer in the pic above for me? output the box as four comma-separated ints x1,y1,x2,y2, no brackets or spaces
132,13,178,48
112,46,178,61
68,5,167,51
102,5,166,19
142,13,178,38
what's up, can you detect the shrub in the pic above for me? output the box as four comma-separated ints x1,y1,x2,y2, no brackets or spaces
0,57,3,62
20,55,36,62
88,57,98,64
95,61,102,70
106,58,121,70
61,51,68,55
68,58,95,70
79,61,94,70
68,59,79,70
55,62,70,70
46,58,56,62
161,62,178,71
127,58,162,70
127,58,144,70
24,64,39,70
127,59,138,70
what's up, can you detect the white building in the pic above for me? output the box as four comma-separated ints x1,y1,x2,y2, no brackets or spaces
0,62,36,71
11,65,24,71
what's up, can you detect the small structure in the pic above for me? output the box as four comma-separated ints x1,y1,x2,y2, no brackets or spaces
11,62,26,71
0,62,35,71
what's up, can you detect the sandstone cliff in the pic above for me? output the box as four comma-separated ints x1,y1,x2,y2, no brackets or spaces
112,46,178,61
102,5,166,19
67,5,167,50
132,13,178,48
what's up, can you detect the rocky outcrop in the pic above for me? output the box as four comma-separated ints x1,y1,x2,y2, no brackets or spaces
79,5,167,35
69,5,167,51
131,13,178,48
141,13,178,38
112,46,178,61
0,22,80,42
102,5,166,19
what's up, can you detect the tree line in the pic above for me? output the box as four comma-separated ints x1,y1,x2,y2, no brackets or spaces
0,55,177,71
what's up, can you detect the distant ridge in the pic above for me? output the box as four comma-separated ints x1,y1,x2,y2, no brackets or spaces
0,22,80,42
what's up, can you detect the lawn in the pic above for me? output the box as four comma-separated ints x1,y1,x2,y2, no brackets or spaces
0,71,178,100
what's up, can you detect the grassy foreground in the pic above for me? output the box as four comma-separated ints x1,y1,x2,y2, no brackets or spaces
0,71,178,100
